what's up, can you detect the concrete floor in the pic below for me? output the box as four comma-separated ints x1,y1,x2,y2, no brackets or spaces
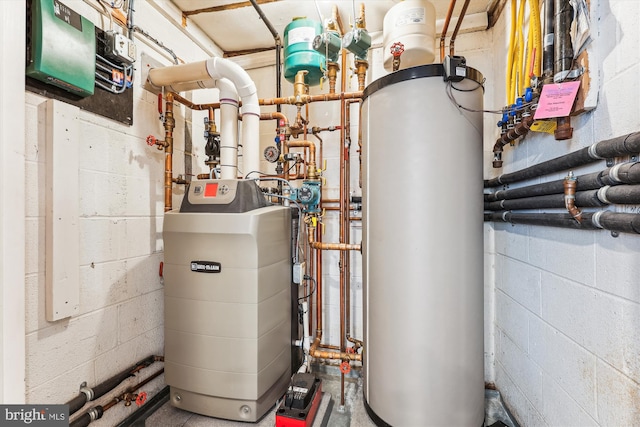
144,366,516,427
145,366,374,427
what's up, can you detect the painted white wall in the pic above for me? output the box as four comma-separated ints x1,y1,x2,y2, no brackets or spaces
486,1,640,425
21,0,215,423
1,0,26,404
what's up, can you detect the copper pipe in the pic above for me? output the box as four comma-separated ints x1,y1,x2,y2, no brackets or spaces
164,93,175,212
327,62,340,94
259,111,289,127
440,0,458,61
332,4,345,36
309,337,361,361
101,367,166,412
319,343,341,350
288,140,317,179
307,227,360,251
339,48,348,407
492,115,535,168
315,226,322,344
356,3,366,29
354,60,368,92
564,171,583,222
450,0,472,57
259,91,363,106
167,92,363,112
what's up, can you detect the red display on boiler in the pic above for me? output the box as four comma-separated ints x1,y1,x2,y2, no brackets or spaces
204,183,218,197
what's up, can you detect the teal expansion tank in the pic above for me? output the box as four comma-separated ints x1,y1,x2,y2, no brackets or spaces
283,18,324,87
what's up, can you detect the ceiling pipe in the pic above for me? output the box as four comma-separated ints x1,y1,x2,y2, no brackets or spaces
440,0,457,61
449,0,472,57
248,0,282,112
148,58,260,178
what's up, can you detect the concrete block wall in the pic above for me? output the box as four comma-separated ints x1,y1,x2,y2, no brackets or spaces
23,1,216,423
486,1,640,425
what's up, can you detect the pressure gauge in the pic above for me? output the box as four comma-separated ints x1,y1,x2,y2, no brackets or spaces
298,186,314,203
264,145,280,163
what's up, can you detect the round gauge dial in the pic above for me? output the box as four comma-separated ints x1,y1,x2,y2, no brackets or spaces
263,145,280,163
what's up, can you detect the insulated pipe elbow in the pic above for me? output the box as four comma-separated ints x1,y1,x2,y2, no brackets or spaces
205,57,260,178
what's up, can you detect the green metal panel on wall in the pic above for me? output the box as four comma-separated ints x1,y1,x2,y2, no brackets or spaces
27,0,96,97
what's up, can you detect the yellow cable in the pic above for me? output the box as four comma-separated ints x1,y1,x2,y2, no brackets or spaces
524,14,533,88
517,0,527,96
531,0,542,76
506,0,517,103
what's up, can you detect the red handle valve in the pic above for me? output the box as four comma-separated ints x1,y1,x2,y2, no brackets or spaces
346,347,355,354
339,361,351,374
135,391,147,407
146,135,158,147
157,93,164,115
390,42,405,58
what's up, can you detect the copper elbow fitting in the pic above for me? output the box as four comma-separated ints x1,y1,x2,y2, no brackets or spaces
564,171,582,222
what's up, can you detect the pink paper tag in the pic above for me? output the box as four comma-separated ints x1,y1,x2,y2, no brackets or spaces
533,81,581,120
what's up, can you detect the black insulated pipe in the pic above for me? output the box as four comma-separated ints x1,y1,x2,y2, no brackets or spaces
488,211,640,235
249,0,282,112
70,407,104,427
554,0,573,81
485,184,640,210
485,132,640,188
485,161,640,202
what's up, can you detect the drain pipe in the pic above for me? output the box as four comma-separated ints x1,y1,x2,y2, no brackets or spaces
148,57,260,177
485,132,640,188
66,355,161,417
248,0,282,113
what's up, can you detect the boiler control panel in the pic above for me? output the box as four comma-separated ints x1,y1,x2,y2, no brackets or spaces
187,179,237,205
179,179,268,213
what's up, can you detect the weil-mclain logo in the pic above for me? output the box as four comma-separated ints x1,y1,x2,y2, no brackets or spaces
1,405,67,426
190,261,222,273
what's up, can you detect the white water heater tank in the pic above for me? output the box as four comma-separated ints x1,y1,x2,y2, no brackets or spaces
383,0,436,71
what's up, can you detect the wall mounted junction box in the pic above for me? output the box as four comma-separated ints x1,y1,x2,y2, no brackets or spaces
27,0,96,97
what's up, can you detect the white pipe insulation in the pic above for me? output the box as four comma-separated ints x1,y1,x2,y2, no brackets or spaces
148,57,260,179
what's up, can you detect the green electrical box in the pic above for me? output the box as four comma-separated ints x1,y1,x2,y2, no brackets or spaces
27,0,96,97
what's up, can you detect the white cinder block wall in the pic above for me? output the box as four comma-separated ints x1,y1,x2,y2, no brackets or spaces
23,1,218,424
486,1,640,425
